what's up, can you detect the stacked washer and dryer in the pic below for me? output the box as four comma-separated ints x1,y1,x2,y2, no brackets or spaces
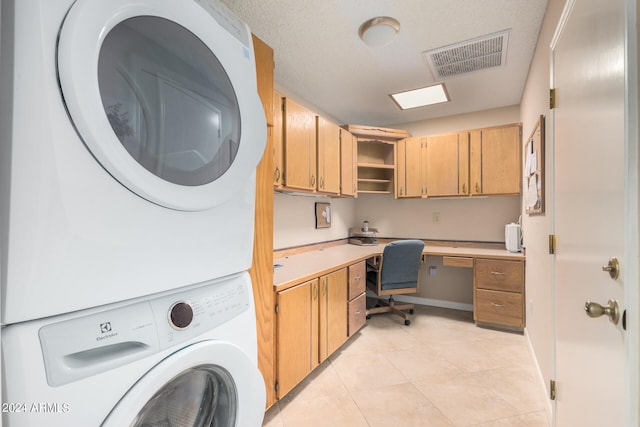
1,0,266,425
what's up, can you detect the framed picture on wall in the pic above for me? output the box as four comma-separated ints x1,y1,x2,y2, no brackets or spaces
315,203,331,228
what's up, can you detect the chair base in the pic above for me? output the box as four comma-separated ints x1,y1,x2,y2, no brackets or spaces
366,296,414,325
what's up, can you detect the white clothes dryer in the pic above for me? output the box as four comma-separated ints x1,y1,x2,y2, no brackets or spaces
1,272,266,426
0,0,266,324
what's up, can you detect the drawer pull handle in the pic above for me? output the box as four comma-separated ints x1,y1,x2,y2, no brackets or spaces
490,271,506,276
354,276,361,281
356,310,361,315
491,303,504,308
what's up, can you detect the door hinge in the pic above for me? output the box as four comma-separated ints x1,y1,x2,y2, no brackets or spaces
549,234,557,254
275,304,279,314
550,88,556,109
550,379,557,400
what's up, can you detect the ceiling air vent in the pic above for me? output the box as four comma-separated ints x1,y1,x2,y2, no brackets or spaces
423,29,511,79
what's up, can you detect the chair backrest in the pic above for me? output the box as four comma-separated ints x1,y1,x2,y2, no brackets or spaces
379,240,425,291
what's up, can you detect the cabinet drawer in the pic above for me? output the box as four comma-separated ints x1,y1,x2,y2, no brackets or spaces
476,289,524,327
348,261,366,300
443,256,474,268
348,293,366,336
475,259,524,292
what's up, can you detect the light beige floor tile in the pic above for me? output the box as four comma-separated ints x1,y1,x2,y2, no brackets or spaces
278,362,349,403
415,373,521,426
471,411,550,426
433,336,530,373
464,365,547,413
278,393,369,427
262,403,283,427
331,351,409,392
351,383,454,427
331,321,421,357
382,345,464,382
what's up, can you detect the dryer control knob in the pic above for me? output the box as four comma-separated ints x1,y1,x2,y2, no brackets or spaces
169,301,194,330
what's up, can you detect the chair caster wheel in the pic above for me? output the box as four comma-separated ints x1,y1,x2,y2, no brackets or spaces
409,309,414,314
366,315,372,320
404,320,411,326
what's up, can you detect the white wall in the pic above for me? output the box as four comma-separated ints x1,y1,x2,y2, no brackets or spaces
518,0,565,405
354,194,520,242
273,193,356,250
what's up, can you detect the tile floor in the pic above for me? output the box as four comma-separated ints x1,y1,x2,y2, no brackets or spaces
262,305,550,427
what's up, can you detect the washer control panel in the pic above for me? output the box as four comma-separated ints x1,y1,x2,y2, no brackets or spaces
38,273,252,387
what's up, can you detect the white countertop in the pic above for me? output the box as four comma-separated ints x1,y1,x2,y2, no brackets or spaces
273,243,524,291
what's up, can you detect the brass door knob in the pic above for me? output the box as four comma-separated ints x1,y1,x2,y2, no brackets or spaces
585,299,620,324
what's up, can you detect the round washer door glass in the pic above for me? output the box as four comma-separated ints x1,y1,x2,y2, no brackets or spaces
98,16,240,187
133,365,236,427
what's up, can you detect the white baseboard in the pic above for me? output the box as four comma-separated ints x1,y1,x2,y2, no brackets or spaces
524,329,553,424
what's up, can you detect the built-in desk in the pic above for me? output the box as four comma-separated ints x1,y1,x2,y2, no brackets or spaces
274,243,523,291
271,241,525,399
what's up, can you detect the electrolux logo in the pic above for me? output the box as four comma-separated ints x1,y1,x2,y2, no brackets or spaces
97,321,118,341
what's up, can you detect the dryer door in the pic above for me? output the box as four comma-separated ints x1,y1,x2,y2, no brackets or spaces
58,0,266,211
102,340,265,427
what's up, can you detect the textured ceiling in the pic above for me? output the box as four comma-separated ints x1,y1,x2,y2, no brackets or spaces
218,0,549,127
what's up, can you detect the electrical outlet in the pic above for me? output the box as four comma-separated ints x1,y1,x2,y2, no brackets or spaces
432,212,441,224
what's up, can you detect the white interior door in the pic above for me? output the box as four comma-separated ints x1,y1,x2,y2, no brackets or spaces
552,0,627,425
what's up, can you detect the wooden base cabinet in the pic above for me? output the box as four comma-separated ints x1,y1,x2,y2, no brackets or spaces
275,279,319,399
275,268,348,398
473,258,525,328
319,269,348,362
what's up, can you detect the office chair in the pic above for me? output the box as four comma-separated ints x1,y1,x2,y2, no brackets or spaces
365,239,425,325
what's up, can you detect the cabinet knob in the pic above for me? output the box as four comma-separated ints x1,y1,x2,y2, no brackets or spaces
462,183,466,193
311,175,316,186
475,182,480,193
274,167,281,183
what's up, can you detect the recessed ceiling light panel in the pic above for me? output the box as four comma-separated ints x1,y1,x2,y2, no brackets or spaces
390,84,450,110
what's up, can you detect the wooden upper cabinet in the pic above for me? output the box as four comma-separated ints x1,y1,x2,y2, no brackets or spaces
273,91,284,187
396,137,425,198
470,124,522,196
340,129,357,197
426,132,469,197
316,117,341,195
282,98,317,191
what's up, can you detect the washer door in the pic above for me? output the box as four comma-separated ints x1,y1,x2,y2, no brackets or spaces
102,341,266,427
58,0,266,211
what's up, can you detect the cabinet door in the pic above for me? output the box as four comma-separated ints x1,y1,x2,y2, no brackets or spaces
458,132,470,195
396,137,422,198
318,269,347,363
470,130,482,195
480,125,521,195
340,129,357,197
276,279,318,398
395,139,406,197
469,125,521,195
273,91,284,187
283,98,316,190
426,133,460,196
316,117,341,194
404,137,423,197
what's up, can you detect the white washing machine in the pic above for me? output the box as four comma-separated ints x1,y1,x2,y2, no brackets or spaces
2,272,266,426
0,0,266,324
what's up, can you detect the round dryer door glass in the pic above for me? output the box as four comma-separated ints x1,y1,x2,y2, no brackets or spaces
98,16,241,186
132,365,237,427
